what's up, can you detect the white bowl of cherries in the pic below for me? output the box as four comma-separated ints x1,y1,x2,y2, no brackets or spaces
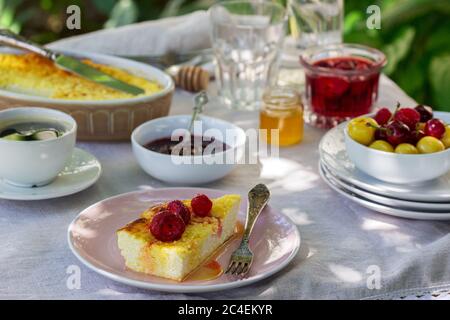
345,104,450,184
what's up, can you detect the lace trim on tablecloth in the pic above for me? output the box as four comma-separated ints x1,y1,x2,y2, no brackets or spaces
363,283,450,300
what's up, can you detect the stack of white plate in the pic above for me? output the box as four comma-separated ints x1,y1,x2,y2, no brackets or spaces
319,121,450,220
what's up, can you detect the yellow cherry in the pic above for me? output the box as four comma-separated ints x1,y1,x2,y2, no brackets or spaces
395,143,419,154
369,140,394,153
348,117,378,146
441,125,450,148
417,136,445,154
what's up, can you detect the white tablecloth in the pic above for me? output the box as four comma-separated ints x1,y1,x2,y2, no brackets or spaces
2,75,450,300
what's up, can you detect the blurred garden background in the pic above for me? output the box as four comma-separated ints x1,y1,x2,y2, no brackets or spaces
0,0,449,110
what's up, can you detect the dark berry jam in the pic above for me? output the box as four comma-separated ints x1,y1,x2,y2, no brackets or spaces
144,135,229,156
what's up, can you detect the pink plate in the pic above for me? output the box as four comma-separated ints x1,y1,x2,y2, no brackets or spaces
67,188,300,293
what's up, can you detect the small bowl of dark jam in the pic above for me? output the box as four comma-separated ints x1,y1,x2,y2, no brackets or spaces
131,115,246,184
144,135,230,156
300,43,386,128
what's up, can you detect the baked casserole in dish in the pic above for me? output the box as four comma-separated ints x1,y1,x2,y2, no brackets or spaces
0,49,174,141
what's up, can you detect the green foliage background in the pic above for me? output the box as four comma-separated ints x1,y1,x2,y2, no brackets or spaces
0,0,449,110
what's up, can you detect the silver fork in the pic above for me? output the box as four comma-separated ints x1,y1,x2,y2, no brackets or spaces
225,184,271,277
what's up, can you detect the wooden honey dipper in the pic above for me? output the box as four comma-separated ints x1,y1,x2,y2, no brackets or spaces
167,65,210,92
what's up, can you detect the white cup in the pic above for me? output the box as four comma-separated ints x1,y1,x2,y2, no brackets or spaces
0,107,77,187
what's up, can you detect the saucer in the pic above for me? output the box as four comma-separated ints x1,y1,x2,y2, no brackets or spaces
0,148,101,201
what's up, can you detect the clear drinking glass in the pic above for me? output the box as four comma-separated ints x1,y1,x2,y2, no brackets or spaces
288,0,343,49
209,0,287,110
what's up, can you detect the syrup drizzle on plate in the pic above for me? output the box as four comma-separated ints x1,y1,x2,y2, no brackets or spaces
184,222,245,282
186,260,223,281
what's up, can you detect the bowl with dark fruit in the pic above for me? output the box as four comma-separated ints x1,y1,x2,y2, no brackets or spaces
344,104,450,184
300,43,386,128
131,115,246,184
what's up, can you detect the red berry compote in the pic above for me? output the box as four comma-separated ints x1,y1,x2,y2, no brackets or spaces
300,44,386,128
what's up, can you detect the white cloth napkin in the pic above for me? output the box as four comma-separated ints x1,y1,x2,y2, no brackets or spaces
48,11,211,56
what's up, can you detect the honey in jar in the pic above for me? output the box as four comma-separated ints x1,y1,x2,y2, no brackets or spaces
260,86,304,146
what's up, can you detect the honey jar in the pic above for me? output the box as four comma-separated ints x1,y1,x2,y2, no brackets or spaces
260,86,304,146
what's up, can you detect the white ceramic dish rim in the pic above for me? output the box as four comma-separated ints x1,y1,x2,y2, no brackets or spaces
344,112,450,158
0,48,175,106
67,187,301,293
131,115,247,161
319,161,450,220
0,148,102,200
321,161,450,211
0,106,77,144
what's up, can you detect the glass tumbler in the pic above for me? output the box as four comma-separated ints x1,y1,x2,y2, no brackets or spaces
209,0,287,110
288,0,343,49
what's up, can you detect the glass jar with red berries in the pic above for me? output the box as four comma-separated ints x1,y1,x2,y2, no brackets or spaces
300,43,386,129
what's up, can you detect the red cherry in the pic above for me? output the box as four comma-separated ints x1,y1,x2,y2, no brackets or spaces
334,58,371,71
374,126,388,141
374,108,392,126
393,108,421,130
167,200,191,225
409,129,425,144
315,59,336,68
414,105,433,122
424,119,446,139
191,194,213,217
317,76,349,98
386,121,411,146
149,210,185,242
334,59,357,70
314,58,372,71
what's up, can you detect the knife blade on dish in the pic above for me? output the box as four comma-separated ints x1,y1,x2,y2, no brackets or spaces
0,29,145,96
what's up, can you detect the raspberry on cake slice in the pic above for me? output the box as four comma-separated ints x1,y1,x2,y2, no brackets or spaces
117,194,241,281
